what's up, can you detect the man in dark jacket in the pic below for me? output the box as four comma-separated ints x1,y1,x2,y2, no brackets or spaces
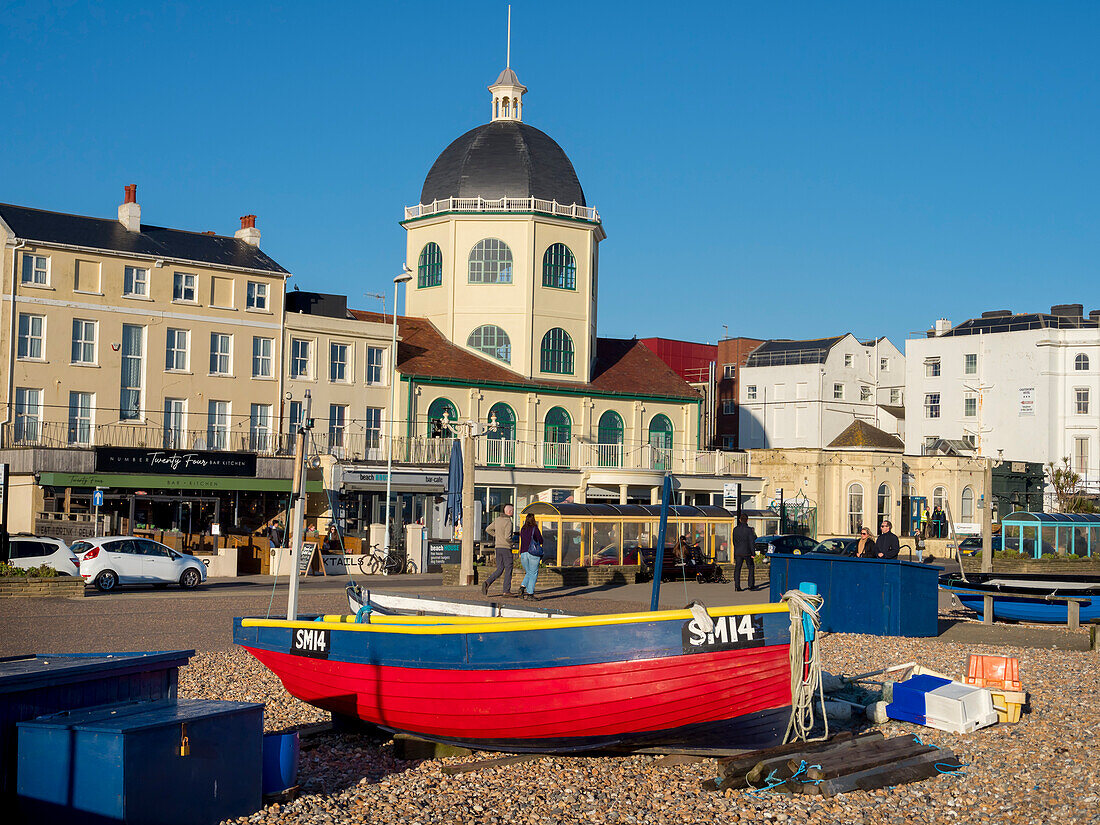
876,520,900,559
732,514,757,591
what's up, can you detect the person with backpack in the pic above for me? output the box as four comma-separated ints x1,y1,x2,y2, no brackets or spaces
518,513,544,601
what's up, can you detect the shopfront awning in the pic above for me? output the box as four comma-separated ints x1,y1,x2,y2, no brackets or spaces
37,472,322,493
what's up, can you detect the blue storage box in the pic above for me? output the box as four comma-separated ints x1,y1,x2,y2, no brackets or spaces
17,698,263,824
768,554,941,636
0,650,193,800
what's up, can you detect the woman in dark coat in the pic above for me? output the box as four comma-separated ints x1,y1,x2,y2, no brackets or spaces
856,527,877,558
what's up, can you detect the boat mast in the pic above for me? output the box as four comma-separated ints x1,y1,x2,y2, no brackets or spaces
288,390,313,620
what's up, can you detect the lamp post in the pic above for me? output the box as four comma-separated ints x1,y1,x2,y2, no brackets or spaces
383,266,413,561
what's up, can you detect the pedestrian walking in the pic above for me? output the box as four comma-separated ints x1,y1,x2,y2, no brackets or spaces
268,519,284,548
875,520,900,559
481,504,516,597
920,508,931,539
731,514,757,591
518,513,544,600
856,526,877,558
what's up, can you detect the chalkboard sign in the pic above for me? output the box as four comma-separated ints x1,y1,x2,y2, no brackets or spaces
298,542,318,575
426,541,461,573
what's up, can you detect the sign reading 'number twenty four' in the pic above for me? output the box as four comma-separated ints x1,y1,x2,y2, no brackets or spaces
94,447,257,476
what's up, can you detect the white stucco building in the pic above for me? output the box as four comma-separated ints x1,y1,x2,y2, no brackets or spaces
904,306,1100,491
738,335,904,449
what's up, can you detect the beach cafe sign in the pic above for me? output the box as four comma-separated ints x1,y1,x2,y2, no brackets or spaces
94,447,257,477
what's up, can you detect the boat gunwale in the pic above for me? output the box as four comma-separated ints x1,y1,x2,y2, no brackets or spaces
939,572,1100,599
239,603,789,636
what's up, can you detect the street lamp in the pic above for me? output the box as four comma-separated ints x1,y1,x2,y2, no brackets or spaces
383,266,413,560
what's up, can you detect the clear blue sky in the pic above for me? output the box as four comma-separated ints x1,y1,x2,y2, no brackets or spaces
2,1,1096,349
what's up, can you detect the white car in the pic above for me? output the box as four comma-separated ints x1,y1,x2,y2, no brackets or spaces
6,535,80,576
73,536,207,592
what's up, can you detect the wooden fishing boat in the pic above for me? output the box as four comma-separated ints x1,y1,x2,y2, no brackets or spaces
233,602,794,752
938,571,1100,623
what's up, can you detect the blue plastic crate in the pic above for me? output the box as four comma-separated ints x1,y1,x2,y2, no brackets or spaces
17,698,262,824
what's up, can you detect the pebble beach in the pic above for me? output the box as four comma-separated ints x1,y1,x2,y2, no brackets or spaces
181,602,1100,825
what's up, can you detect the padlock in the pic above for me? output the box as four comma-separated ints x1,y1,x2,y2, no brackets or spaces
179,723,190,757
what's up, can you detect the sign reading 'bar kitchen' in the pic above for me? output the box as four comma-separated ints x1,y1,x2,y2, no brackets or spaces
94,447,258,477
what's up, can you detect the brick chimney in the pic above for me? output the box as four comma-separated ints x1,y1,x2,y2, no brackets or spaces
118,184,141,232
235,214,260,247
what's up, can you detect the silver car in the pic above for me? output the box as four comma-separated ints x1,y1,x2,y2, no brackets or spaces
73,536,207,592
5,535,80,576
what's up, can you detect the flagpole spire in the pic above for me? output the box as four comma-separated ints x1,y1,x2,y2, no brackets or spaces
506,5,512,68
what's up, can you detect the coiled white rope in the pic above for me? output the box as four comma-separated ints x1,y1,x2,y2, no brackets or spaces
781,587,828,743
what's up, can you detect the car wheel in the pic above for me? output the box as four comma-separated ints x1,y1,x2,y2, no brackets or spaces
179,568,201,589
95,570,118,592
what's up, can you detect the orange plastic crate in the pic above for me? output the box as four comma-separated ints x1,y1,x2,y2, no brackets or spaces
966,654,1022,691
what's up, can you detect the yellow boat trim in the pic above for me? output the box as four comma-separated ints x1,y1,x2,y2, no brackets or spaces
241,603,790,636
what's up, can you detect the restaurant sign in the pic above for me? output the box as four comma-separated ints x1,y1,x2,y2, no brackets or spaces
95,447,257,477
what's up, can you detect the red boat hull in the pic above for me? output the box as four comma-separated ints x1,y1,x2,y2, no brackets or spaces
244,642,790,749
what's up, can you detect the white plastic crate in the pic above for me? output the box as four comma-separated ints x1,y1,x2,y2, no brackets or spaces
886,674,999,734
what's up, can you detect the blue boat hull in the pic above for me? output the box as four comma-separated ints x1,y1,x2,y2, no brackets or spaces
949,591,1099,623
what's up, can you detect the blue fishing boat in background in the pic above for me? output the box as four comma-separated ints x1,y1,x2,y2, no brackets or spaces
938,571,1100,623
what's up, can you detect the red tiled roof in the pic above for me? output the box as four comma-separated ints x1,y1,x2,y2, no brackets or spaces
349,310,700,400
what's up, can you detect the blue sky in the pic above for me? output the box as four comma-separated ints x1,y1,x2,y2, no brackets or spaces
2,1,1096,349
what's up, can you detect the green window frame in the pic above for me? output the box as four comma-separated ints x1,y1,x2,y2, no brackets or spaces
467,325,511,363
648,414,673,449
542,243,576,290
468,238,513,284
418,242,443,288
427,397,458,437
540,328,574,375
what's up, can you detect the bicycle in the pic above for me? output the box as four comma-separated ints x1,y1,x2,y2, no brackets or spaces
358,546,417,576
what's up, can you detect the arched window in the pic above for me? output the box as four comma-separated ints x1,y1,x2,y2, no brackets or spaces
877,483,891,530
502,97,510,117
543,407,571,469
648,414,673,449
468,239,513,284
486,402,516,467
426,397,457,438
961,486,974,520
540,328,574,374
542,243,576,290
848,483,864,535
597,410,624,467
933,486,947,512
467,325,511,363
417,242,443,288
1076,353,1090,371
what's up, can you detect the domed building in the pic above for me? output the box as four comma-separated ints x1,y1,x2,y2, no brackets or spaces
403,64,603,383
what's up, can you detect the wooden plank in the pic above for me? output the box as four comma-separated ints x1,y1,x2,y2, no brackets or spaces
440,753,549,775
1068,598,1080,632
653,753,710,767
817,750,962,797
716,731,867,774
983,594,994,624
801,743,936,780
743,733,885,786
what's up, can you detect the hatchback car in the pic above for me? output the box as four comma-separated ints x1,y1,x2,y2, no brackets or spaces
5,535,80,576
755,534,819,555
73,536,207,592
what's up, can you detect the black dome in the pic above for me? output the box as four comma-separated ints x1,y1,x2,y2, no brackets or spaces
420,121,586,207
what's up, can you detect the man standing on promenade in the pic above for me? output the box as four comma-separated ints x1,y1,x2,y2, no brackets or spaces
482,504,516,596
876,520,900,559
732,514,757,591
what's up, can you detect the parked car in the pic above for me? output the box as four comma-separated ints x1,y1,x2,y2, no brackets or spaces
638,547,723,583
754,534,819,555
592,545,642,566
4,535,80,576
807,538,860,557
73,536,208,592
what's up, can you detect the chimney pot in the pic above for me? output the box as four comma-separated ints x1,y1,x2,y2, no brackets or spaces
235,214,261,247
124,184,137,204
119,185,141,232
240,214,256,229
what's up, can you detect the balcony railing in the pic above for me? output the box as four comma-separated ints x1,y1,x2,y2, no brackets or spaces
404,196,600,224
2,420,751,477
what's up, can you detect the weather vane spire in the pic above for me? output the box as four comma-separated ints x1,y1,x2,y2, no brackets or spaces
507,5,512,68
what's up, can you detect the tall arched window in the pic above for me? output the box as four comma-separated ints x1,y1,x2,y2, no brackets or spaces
1076,353,1090,371
848,483,864,535
597,410,624,467
542,243,576,290
540,328,574,374
648,413,673,470
426,397,457,438
486,402,516,467
961,486,974,520
468,239,513,284
543,407,571,468
933,486,947,512
417,242,443,288
877,483,891,530
466,325,511,363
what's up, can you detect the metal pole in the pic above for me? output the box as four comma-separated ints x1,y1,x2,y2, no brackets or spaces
383,269,411,562
459,424,476,585
0,463,8,562
981,457,993,575
287,390,312,621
